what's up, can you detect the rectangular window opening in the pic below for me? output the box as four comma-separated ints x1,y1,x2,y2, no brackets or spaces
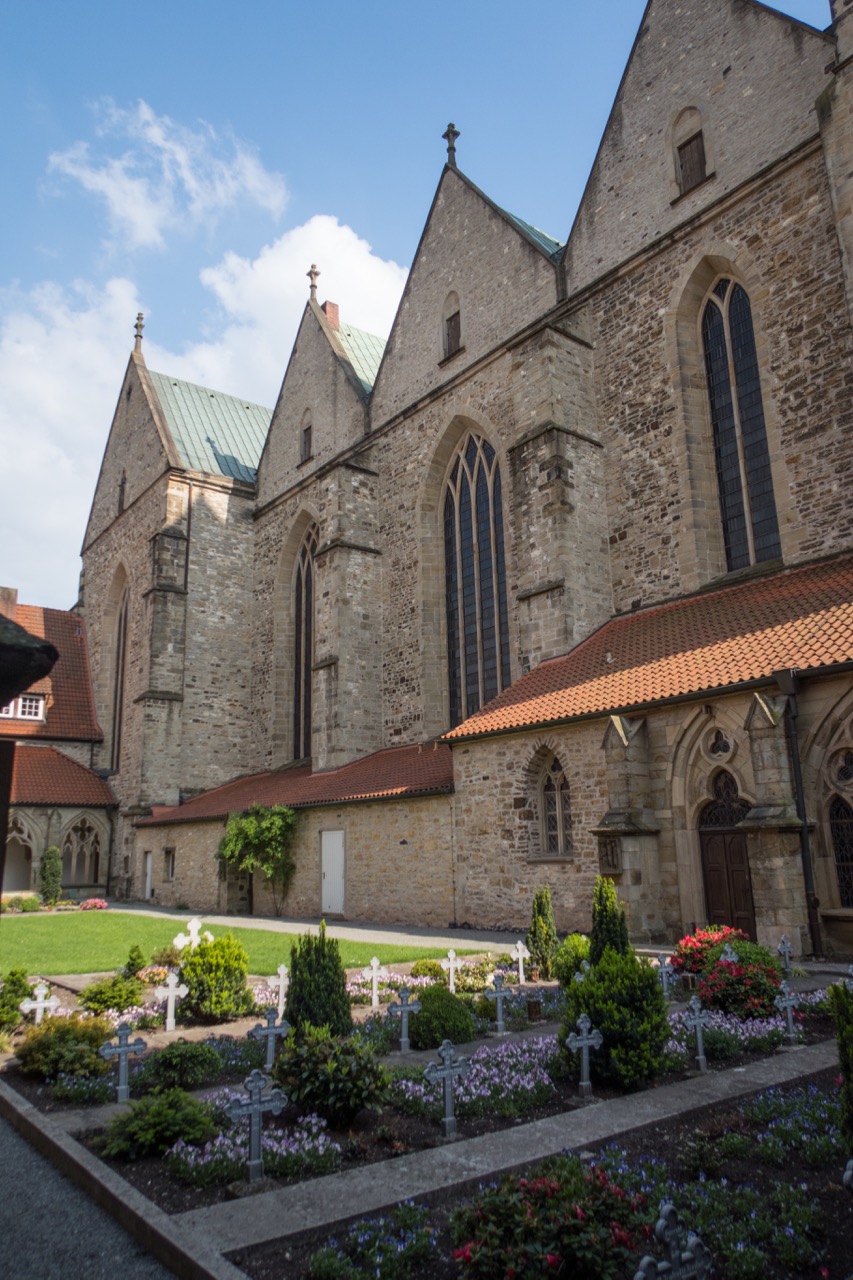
445,311,461,358
678,131,706,194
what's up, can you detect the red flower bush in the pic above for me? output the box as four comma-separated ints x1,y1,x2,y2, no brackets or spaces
671,925,748,976
697,941,782,1017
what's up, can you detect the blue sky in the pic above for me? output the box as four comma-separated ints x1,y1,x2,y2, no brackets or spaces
0,0,832,608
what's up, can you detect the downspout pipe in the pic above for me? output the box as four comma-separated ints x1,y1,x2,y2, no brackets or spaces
773,668,823,958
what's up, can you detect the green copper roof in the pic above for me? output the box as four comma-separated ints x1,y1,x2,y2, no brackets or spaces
335,323,386,394
501,211,563,259
148,370,271,483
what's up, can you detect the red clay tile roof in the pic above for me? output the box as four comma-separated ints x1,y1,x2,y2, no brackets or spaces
137,742,454,827
445,555,853,741
11,745,115,807
0,606,102,742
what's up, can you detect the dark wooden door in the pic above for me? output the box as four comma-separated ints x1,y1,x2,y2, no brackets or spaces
700,828,756,941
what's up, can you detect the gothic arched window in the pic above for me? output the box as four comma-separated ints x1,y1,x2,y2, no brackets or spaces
541,755,573,857
830,795,853,909
293,523,319,760
62,818,100,886
110,588,129,771
443,432,510,726
701,279,781,572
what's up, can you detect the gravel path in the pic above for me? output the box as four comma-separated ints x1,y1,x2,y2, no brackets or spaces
0,1114,174,1279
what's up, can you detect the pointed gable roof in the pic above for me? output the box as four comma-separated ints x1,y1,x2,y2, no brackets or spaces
0,605,102,743
147,370,271,482
11,745,115,807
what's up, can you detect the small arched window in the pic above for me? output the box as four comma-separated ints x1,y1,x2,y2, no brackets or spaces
541,755,573,857
701,278,781,572
293,523,319,760
673,107,708,196
830,795,853,908
442,291,462,360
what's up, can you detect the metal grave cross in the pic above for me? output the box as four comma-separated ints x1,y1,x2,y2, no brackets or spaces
440,949,461,994
719,943,739,964
566,1012,603,1100
682,996,713,1073
363,956,382,1008
774,980,800,1046
844,1158,853,1197
154,971,188,1032
19,981,60,1026
657,954,676,1001
173,916,204,951
510,940,530,985
225,1069,286,1183
573,959,592,985
99,1023,147,1103
269,964,289,1020
845,964,853,994
485,973,510,1034
249,1009,291,1071
633,1202,714,1279
776,933,794,977
388,985,421,1053
424,1039,471,1138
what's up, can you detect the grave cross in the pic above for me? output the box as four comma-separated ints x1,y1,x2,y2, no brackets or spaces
510,941,530,985
633,1202,714,1279
424,1039,471,1138
225,1069,286,1183
249,1009,291,1070
682,996,713,1073
657,954,676,1001
776,933,794,977
440,949,461,994
845,964,853,994
154,971,188,1032
174,916,205,951
573,959,592,985
484,973,510,1035
19,981,60,1026
363,956,382,1008
388,986,421,1053
844,1158,853,1197
99,1023,147,1103
269,964,289,1020
774,980,800,1046
566,1012,603,1100
719,943,739,964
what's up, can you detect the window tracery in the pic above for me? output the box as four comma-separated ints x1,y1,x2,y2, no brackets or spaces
293,522,319,760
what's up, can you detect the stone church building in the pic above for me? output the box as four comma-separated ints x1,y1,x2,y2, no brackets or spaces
75,0,853,955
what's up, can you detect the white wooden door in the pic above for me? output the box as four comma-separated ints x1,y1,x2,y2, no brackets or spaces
144,851,154,899
320,830,345,915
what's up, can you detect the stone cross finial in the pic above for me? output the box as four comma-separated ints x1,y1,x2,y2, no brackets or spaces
307,263,320,299
683,995,713,1073
19,981,60,1026
510,940,530,985
442,122,460,167
440,949,461,994
363,956,382,1008
269,963,289,1020
484,973,509,1035
774,979,800,1046
134,312,144,352
388,985,421,1053
657,954,676,1000
566,1012,603,1100
99,1023,147,1103
777,934,793,976
154,971,188,1032
225,1069,286,1183
633,1202,714,1279
249,1008,291,1070
424,1039,470,1138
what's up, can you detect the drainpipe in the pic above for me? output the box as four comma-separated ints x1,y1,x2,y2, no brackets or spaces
773,668,823,957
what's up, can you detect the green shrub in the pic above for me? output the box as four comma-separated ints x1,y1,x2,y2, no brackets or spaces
101,1088,216,1160
526,886,558,979
179,934,255,1024
698,939,781,1017
454,957,498,994
409,959,443,981
273,1024,390,1127
408,984,474,1050
828,982,853,1156
124,944,147,978
589,876,630,965
39,846,63,907
553,933,591,988
18,896,42,913
16,1012,113,1080
150,943,182,968
0,968,34,1031
561,947,669,1090
135,1039,223,1092
78,973,145,1014
285,922,352,1037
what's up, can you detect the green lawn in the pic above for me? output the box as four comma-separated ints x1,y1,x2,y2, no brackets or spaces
0,913,470,976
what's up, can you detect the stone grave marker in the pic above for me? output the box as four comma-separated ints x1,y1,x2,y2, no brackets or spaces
510,941,530,985
657,954,676,1000
388,986,421,1053
269,964,289,1020
776,933,793,977
573,959,591,985
633,1202,713,1279
566,1012,603,1100
225,1069,286,1184
484,973,509,1034
363,956,382,1008
845,964,853,994
424,1039,471,1138
844,1158,853,1196
19,981,60,1026
173,916,210,951
683,995,713,1073
440,949,461,994
774,980,799,1046
99,1023,147,1103
249,1009,291,1070
154,971,188,1032
719,943,739,964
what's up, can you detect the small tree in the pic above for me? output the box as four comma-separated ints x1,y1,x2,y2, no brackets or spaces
217,804,298,916
828,982,853,1155
285,921,352,1036
526,886,558,979
39,845,63,906
589,875,630,965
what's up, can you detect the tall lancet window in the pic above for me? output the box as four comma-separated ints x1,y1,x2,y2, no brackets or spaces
443,432,510,726
293,523,318,760
701,278,781,571
110,588,129,771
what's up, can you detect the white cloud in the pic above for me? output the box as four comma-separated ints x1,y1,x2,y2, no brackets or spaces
48,100,288,250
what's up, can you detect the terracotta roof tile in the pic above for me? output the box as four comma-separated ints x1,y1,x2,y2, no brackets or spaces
138,742,454,827
11,746,115,807
444,556,853,741
0,606,102,742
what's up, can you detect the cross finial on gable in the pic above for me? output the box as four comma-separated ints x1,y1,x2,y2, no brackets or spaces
307,263,320,299
442,122,460,168
134,312,144,352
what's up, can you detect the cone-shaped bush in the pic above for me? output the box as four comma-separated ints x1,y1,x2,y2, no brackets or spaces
589,875,630,965
526,886,558,979
285,921,352,1036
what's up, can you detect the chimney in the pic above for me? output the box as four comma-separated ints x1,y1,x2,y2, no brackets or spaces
322,301,340,330
0,587,18,620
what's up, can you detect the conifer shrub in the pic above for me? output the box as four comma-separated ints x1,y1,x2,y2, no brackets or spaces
39,845,63,907
552,933,591,988
273,1024,391,1127
101,1088,216,1160
561,947,669,1090
179,934,255,1024
0,967,34,1031
828,981,853,1155
123,944,147,978
526,886,558,978
16,1012,113,1080
408,984,474,1050
589,876,630,965
78,972,145,1015
285,921,352,1036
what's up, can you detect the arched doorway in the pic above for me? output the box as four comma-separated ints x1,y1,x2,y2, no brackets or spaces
698,771,757,940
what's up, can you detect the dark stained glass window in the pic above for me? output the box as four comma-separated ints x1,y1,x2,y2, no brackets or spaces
542,756,573,856
293,523,318,760
110,589,129,771
830,795,853,909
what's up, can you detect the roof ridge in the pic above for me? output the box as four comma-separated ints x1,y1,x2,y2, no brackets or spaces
147,367,271,412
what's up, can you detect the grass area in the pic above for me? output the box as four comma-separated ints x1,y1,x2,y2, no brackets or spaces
0,912,474,976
